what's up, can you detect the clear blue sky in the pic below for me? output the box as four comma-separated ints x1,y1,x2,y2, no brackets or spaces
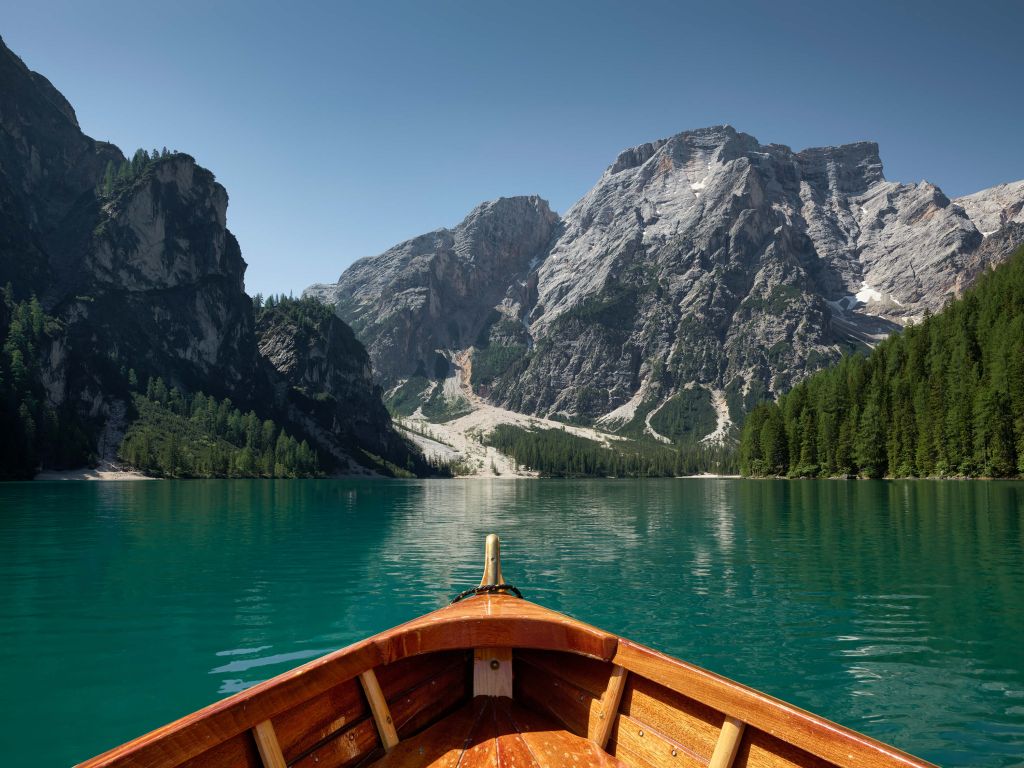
5,0,1022,299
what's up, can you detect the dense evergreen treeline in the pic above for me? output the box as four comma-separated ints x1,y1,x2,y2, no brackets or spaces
485,424,738,477
97,147,177,198
252,292,321,322
0,286,94,478
119,378,321,478
740,246,1024,478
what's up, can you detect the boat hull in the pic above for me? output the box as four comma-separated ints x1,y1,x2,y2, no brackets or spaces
77,595,935,768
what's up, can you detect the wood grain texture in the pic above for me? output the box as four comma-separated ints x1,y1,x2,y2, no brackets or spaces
608,712,708,768
621,675,724,760
367,698,628,768
473,648,513,697
513,654,599,736
592,664,629,748
271,678,366,763
290,718,379,768
389,657,469,738
381,595,618,663
491,701,542,768
613,641,935,768
708,717,744,768
366,699,489,768
376,651,468,702
457,702,499,768
174,732,261,768
503,698,628,768
251,720,286,768
361,669,400,751
733,728,834,768
514,649,614,698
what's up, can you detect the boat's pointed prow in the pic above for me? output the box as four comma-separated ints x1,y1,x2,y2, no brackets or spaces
76,537,938,768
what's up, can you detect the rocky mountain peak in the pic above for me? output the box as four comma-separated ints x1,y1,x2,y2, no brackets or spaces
306,194,559,383
311,125,1024,444
0,35,80,130
796,140,884,196
955,180,1024,236
607,125,753,176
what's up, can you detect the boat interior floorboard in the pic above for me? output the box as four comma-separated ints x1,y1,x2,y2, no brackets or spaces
365,696,627,768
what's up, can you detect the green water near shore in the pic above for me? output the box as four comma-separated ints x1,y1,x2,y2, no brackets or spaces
1,479,1022,766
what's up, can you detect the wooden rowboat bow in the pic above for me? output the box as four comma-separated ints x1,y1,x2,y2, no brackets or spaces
78,535,936,768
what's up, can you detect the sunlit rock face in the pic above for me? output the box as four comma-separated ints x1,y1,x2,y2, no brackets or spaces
307,195,559,383
314,127,1023,433
72,154,258,395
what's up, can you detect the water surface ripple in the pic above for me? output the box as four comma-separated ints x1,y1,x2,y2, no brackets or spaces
1,479,1022,766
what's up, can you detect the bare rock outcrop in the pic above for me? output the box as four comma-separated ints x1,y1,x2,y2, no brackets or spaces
311,127,1024,440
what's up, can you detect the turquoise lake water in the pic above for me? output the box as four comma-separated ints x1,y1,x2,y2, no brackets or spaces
1,478,1022,767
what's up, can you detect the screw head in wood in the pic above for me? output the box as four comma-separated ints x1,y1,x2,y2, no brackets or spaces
490,659,500,670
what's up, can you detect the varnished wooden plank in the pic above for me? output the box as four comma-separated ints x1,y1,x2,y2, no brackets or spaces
367,699,488,768
608,712,708,768
514,655,599,736
390,656,469,738
515,649,615,698
622,675,724,760
733,727,834,768
473,647,513,697
458,699,499,768
361,669,401,751
613,640,935,768
380,596,618,663
492,699,542,768
272,678,366,763
252,720,287,768
592,664,629,748
708,717,744,768
504,698,627,768
175,732,261,768
291,718,380,768
376,651,469,701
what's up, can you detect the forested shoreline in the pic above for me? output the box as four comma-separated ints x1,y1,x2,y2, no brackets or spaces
740,246,1024,479
119,379,322,478
485,424,738,477
0,287,94,479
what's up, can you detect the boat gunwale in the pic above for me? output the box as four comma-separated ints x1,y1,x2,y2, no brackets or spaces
74,595,616,768
75,595,936,768
613,638,935,768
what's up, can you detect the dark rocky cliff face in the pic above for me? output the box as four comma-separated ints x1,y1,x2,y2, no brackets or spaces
0,36,120,297
311,125,1024,440
255,298,413,468
0,36,418,475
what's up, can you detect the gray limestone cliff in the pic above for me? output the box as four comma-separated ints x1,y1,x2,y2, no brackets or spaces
310,125,1024,441
307,195,558,382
